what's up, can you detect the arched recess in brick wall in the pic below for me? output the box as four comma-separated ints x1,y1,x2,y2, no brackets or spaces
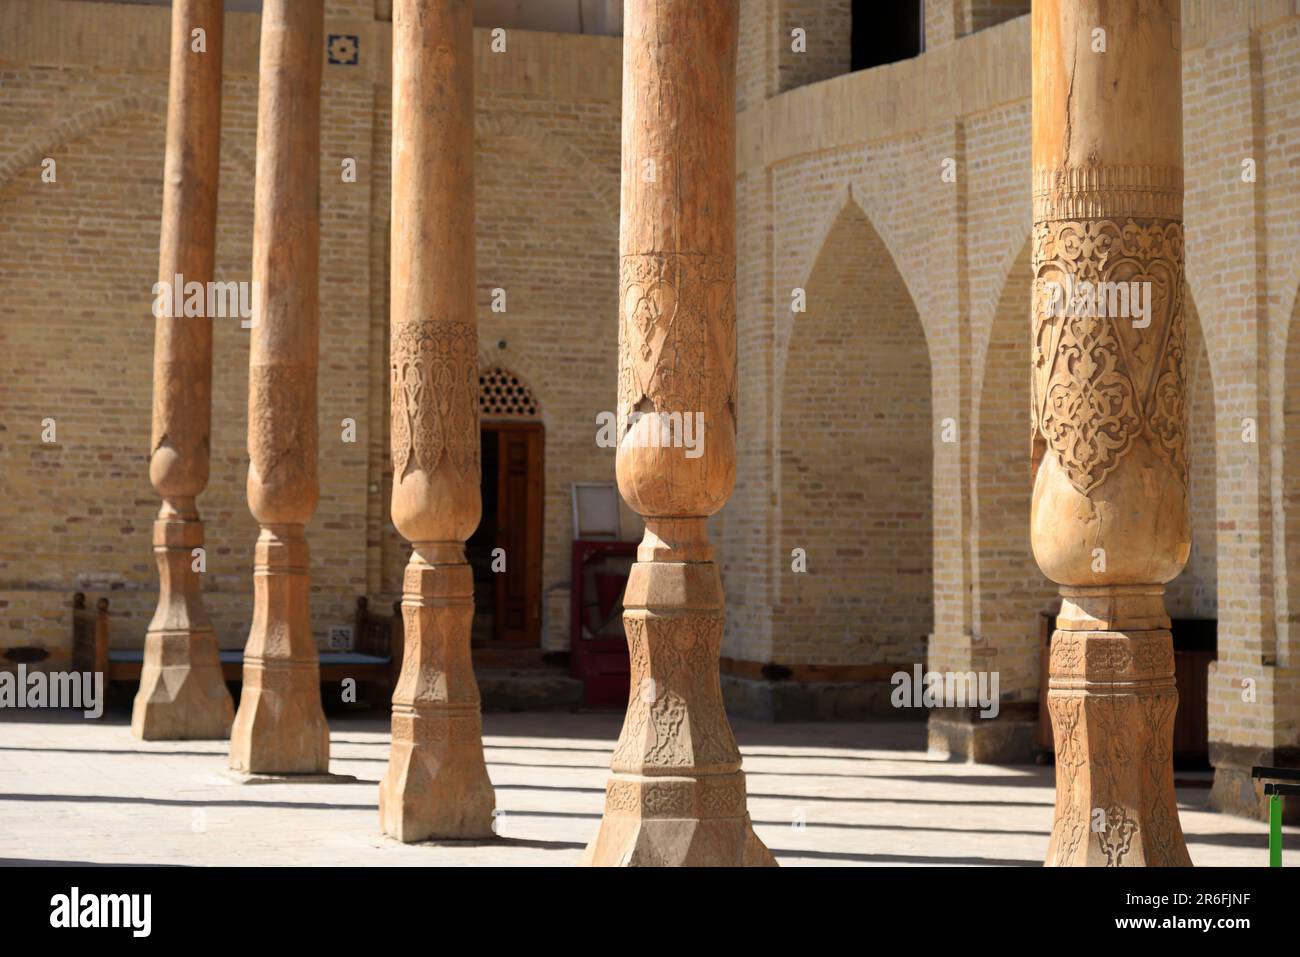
1164,293,1218,622
474,112,618,235
0,98,260,649
973,239,1057,704
775,199,933,667
0,93,167,194
1278,286,1300,654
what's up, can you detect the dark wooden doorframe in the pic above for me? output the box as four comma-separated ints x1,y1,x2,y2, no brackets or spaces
471,421,544,646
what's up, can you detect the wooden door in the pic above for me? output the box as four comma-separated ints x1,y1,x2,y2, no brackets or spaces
489,422,543,644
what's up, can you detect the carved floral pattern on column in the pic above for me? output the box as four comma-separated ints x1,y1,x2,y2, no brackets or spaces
391,320,479,481
1031,214,1187,495
611,615,733,772
618,252,737,432
1049,693,1086,864
249,365,316,482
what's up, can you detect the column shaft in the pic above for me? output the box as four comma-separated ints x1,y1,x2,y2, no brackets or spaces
134,0,234,740
379,0,495,842
584,0,774,867
1031,0,1191,865
229,0,329,774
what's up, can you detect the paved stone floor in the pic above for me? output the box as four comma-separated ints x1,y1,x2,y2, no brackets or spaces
1,708,1295,866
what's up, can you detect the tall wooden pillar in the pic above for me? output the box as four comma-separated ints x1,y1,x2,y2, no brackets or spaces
1031,0,1192,866
584,0,774,867
133,0,234,740
229,0,330,774
379,0,495,841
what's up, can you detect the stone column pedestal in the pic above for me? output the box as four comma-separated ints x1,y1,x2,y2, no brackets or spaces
584,521,773,866
230,524,329,773
380,545,494,840
1045,588,1189,865
134,497,231,739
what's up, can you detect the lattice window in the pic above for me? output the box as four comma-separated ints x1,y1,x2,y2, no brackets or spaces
479,367,540,419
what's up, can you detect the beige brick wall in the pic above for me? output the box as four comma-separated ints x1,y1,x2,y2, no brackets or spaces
777,0,852,94
729,3,1300,781
775,199,932,666
0,2,621,659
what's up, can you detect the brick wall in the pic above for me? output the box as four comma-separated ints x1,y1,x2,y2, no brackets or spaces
775,200,932,666
0,2,621,659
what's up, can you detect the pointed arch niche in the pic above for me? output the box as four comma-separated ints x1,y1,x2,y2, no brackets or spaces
776,200,933,673
1164,295,1218,621
1280,285,1300,659
973,240,1058,706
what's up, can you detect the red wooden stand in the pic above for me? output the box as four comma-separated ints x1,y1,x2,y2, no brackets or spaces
569,539,637,708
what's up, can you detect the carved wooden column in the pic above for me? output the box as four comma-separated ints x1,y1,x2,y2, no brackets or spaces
1031,0,1191,866
229,0,330,775
378,0,494,841
133,0,234,741
584,0,773,867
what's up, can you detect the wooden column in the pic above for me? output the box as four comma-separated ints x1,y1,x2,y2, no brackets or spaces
1031,0,1191,865
584,0,774,867
229,0,329,774
133,0,234,740
379,0,494,841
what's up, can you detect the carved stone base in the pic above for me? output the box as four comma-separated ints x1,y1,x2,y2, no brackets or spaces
379,546,495,842
1045,587,1191,866
229,524,329,774
132,508,234,740
1209,741,1300,825
584,541,775,867
928,711,1037,764
583,772,775,867
132,629,232,740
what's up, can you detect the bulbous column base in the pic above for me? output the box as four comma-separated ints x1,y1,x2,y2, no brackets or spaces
229,660,330,774
379,547,495,842
1045,587,1191,866
379,707,495,841
133,511,234,740
585,548,775,867
229,524,329,774
582,772,775,867
132,629,232,740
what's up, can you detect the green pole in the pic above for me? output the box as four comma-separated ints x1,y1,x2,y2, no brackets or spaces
1270,793,1283,868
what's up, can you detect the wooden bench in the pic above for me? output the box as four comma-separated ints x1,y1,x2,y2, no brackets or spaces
72,593,403,693
71,592,109,677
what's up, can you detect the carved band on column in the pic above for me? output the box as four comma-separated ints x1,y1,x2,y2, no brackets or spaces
133,0,234,740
